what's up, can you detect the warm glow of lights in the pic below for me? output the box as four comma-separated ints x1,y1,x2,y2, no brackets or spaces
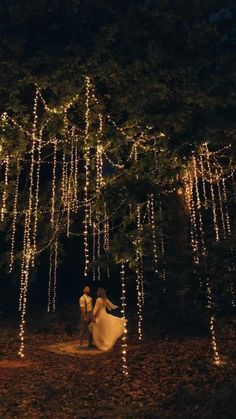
149,194,158,274
159,196,167,292
205,143,220,242
135,204,143,341
51,140,57,228
1,155,9,222
120,261,128,376
83,76,92,276
9,159,20,273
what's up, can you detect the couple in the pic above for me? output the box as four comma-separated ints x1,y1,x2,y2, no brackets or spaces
79,286,127,351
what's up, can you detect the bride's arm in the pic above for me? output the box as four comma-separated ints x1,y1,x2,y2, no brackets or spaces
106,298,118,311
93,298,102,318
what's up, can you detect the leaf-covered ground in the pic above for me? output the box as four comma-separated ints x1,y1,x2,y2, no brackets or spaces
0,329,236,418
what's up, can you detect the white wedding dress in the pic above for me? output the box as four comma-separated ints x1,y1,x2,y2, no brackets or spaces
89,297,127,351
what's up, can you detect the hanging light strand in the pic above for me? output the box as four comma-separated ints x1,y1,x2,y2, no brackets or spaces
52,238,58,312
51,140,57,227
9,159,20,273
32,128,43,265
18,88,39,358
47,244,53,312
192,157,220,364
135,204,143,340
199,152,208,208
205,144,220,242
149,194,158,274
159,195,167,292
120,261,128,376
92,222,96,282
1,155,10,222
83,76,92,276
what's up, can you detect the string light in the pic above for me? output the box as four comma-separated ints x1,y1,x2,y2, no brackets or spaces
159,196,167,292
1,155,9,221
32,128,43,265
199,153,208,208
51,140,57,227
92,222,96,282
205,143,220,242
220,166,231,237
9,159,20,273
149,194,158,274
47,244,53,312
52,238,58,312
191,157,221,364
184,172,201,287
97,217,101,282
73,131,79,212
83,76,92,276
120,261,128,376
18,88,40,358
135,204,143,341
215,165,226,240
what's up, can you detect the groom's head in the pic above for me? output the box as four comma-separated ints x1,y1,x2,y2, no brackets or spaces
83,285,90,295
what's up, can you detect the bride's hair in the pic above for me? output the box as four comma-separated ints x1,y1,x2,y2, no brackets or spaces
97,288,106,299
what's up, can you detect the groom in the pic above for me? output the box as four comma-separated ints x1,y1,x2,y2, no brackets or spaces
79,285,94,350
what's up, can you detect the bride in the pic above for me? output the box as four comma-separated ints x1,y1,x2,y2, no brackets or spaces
89,288,127,351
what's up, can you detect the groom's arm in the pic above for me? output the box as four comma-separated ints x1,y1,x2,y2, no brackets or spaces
79,297,88,320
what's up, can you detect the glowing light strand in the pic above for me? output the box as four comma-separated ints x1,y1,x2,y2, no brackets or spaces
149,194,158,274
135,204,143,340
83,77,92,276
51,140,57,227
192,157,221,364
18,88,39,357
9,159,20,273
1,155,9,221
32,128,43,265
205,144,220,242
159,196,167,292
120,261,128,376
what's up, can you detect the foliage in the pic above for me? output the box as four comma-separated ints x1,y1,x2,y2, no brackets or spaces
0,0,236,325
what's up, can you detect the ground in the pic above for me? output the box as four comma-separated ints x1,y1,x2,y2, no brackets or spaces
0,328,236,419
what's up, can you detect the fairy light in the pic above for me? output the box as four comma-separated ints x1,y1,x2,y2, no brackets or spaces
149,194,158,274
137,204,145,306
205,143,220,242
159,196,167,292
218,165,235,307
120,261,128,376
83,76,92,276
38,89,80,115
135,204,143,340
66,139,75,237
9,159,20,273
97,218,101,281
18,87,39,357
1,155,9,221
92,222,96,282
199,152,208,208
51,140,57,227
47,245,53,312
191,156,221,364
32,128,43,265
215,165,226,240
220,166,231,237
52,239,58,312
96,114,104,195
19,211,29,312
103,203,110,252
184,172,200,271
73,133,79,212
